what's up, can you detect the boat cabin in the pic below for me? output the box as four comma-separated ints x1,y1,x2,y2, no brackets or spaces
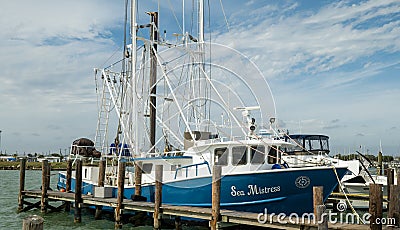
284,134,330,155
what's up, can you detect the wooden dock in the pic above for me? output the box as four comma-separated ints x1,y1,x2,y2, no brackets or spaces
21,190,372,230
17,158,400,230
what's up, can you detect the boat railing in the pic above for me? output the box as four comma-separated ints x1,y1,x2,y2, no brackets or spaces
68,144,96,161
174,161,211,179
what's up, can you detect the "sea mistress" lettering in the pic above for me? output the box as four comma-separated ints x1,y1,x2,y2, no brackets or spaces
231,185,281,197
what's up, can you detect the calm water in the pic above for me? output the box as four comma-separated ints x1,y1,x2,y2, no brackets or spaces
0,170,157,230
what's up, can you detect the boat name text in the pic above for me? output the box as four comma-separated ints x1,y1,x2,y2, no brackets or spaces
230,185,281,197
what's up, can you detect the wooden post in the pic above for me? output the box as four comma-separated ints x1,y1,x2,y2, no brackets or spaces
174,216,182,230
47,163,51,190
388,185,400,227
98,159,106,187
115,161,126,229
41,160,48,213
22,215,44,230
313,186,323,218
18,158,27,212
377,151,383,175
397,167,400,186
74,159,82,223
387,168,394,200
134,161,143,196
317,205,328,230
66,159,72,192
65,159,72,212
95,159,106,220
154,164,163,230
210,165,222,230
369,183,383,230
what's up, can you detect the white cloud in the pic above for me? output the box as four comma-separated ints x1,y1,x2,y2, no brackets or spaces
213,0,400,83
0,0,124,153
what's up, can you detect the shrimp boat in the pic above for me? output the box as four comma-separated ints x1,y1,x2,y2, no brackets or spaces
57,0,347,214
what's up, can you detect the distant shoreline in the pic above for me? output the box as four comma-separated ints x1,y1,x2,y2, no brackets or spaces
0,167,67,171
0,161,68,171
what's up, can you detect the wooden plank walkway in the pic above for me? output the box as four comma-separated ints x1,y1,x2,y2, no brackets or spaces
22,190,372,230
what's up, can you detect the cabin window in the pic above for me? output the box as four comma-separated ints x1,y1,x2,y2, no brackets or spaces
285,138,303,153
171,165,177,171
214,148,228,166
267,146,278,164
250,145,265,164
232,146,247,165
142,163,153,174
321,138,329,150
309,138,321,150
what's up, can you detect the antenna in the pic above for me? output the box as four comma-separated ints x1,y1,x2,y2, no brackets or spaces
234,106,260,137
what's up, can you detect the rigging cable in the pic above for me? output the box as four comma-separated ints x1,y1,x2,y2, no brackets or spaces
219,0,231,32
190,0,195,35
167,0,183,33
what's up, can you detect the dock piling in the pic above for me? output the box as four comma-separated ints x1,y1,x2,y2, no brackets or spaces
210,165,222,230
313,186,323,218
95,159,106,220
115,161,126,229
22,215,44,230
154,164,163,230
47,163,51,189
66,159,72,192
388,185,400,227
387,168,394,201
74,159,83,223
41,160,49,213
174,216,182,230
134,161,143,196
317,204,328,230
65,159,72,212
18,158,27,212
397,167,400,185
369,183,383,230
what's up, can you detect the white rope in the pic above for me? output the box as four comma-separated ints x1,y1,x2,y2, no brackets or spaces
331,165,365,224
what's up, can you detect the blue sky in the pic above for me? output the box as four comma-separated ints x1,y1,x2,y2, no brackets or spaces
0,0,399,156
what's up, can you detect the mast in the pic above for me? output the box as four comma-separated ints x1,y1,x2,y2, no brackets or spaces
131,0,138,155
149,12,158,152
182,0,185,36
198,0,206,126
198,0,204,44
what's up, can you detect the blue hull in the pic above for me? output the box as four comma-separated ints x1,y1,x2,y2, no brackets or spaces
58,167,347,214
